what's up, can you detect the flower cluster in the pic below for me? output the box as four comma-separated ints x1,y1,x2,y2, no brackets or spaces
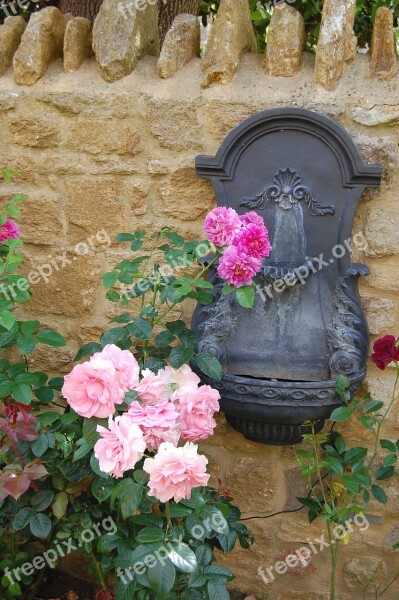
0,219,20,243
370,335,399,370
62,345,220,502
204,207,272,287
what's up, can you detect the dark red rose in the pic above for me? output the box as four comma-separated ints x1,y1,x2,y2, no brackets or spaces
370,335,399,370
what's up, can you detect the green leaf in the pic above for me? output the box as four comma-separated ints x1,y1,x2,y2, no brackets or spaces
119,481,143,519
83,417,106,448
341,475,361,493
12,383,32,404
330,405,353,422
204,565,234,580
363,400,384,414
170,346,194,368
115,579,137,600
155,330,176,347
376,466,395,481
147,559,175,598
102,271,118,288
128,317,153,340
194,352,222,381
380,439,397,452
29,513,52,539
52,492,68,520
325,455,344,474
0,378,14,397
36,411,60,426
167,542,197,573
20,320,40,335
16,334,36,355
165,320,186,335
31,434,49,457
164,232,185,247
35,386,54,403
335,374,351,400
73,438,92,462
0,310,15,330
371,484,388,504
217,530,237,553
36,329,66,347
222,284,235,296
207,580,230,600
91,478,114,503
116,233,136,242
12,507,34,531
235,286,255,308
383,454,397,468
101,327,128,346
31,490,54,511
74,342,101,361
136,527,165,543
131,231,146,251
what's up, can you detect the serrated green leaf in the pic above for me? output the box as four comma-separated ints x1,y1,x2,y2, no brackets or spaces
29,513,52,539
36,329,66,347
12,382,32,404
235,286,255,308
170,346,194,368
371,484,388,504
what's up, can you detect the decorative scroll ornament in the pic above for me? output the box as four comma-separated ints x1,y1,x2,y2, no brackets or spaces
240,168,336,216
327,264,369,378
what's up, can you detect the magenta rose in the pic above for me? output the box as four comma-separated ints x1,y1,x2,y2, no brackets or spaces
240,211,265,227
178,385,220,442
204,207,241,247
93,344,140,393
0,219,20,243
62,356,125,418
143,442,209,503
234,222,272,260
94,415,146,478
217,245,261,287
370,335,399,370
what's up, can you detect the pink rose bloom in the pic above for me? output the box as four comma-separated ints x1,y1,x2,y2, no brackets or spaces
240,211,264,227
143,442,209,503
134,369,166,405
93,344,140,392
217,245,261,287
204,207,241,247
178,385,220,442
62,356,125,418
0,219,20,243
94,415,146,478
143,424,182,452
127,398,178,430
158,364,200,402
234,222,272,260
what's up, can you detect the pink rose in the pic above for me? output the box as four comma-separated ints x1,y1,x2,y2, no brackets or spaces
0,219,20,243
143,442,209,503
134,369,167,405
158,364,200,402
62,356,125,418
127,398,179,451
217,245,261,287
94,415,146,478
93,344,140,392
178,385,220,442
204,207,241,247
234,222,272,260
240,211,265,227
143,424,182,452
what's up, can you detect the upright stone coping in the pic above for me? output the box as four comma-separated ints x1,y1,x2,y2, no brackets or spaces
13,7,69,86
92,0,159,83
202,0,257,88
0,16,26,77
262,3,305,77
370,7,398,80
315,0,357,90
64,17,93,73
157,14,200,79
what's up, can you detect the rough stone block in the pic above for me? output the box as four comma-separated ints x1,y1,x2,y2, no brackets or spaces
370,7,398,80
344,557,387,591
0,91,18,111
18,191,62,246
146,98,203,151
352,105,399,126
13,7,69,86
263,4,305,76
202,0,257,87
361,294,395,335
364,202,399,256
64,178,126,245
67,120,140,155
157,14,200,79
224,458,279,513
10,117,60,148
92,0,159,83
35,90,130,119
315,0,357,90
0,16,26,76
64,17,93,73
159,165,215,221
367,257,399,293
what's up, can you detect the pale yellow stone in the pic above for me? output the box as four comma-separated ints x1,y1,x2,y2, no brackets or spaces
159,165,215,221
224,457,279,513
0,16,26,76
10,117,60,148
315,0,357,90
66,120,140,155
157,14,200,79
370,7,398,80
64,17,93,73
92,0,159,83
13,7,68,86
202,0,257,87
360,294,395,335
263,4,305,76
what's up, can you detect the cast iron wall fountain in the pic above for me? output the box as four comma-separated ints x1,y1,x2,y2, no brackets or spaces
192,108,382,445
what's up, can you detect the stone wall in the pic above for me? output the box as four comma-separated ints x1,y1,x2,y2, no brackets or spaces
0,3,399,599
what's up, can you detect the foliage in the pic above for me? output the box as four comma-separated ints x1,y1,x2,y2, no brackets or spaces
295,364,399,600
